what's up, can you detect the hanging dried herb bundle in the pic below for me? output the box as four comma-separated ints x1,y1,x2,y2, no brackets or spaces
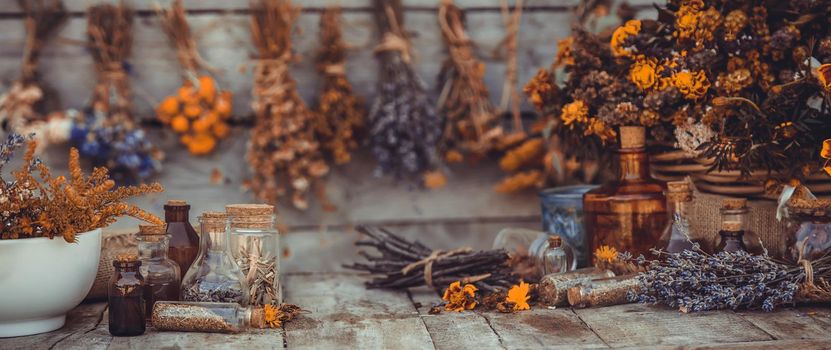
313,7,365,165
436,0,502,162
67,3,162,184
0,133,164,243
345,226,519,292
155,0,233,156
368,0,443,180
247,0,329,210
0,0,66,135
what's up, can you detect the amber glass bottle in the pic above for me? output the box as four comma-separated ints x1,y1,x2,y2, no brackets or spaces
165,200,199,273
109,254,146,336
583,126,667,262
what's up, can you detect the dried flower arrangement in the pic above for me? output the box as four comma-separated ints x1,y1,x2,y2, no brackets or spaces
368,0,443,182
436,0,503,164
68,3,162,184
345,226,519,292
0,0,66,134
627,244,831,312
439,279,532,313
528,0,831,189
0,134,164,243
313,7,366,166
247,0,329,210
155,0,233,156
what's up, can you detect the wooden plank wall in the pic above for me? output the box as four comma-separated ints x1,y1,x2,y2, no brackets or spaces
0,0,654,232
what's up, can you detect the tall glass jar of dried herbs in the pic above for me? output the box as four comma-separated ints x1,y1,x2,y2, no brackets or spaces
227,204,280,305
137,224,181,319
109,254,146,336
181,212,249,305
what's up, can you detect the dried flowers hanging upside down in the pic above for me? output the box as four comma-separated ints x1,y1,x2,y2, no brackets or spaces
155,0,233,156
0,0,66,134
436,0,503,163
247,0,329,210
0,133,164,242
368,0,443,180
67,3,162,184
313,7,365,166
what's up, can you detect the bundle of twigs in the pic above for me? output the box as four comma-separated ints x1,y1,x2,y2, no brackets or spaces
345,226,518,292
313,7,365,165
368,0,442,179
247,0,329,210
69,3,161,183
436,0,503,162
0,0,67,133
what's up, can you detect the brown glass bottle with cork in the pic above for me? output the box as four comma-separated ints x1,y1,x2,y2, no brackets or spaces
583,126,667,262
164,200,199,273
715,198,761,254
109,254,146,336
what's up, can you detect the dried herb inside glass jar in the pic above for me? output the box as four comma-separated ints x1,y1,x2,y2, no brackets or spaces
181,212,249,305
109,253,146,336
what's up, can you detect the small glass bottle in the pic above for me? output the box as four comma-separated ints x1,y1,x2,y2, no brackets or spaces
109,254,146,336
227,204,281,305
491,228,575,280
164,200,200,273
583,126,667,262
539,185,597,267
716,198,762,254
152,301,266,333
181,212,249,305
137,224,181,319
657,181,696,253
541,236,576,275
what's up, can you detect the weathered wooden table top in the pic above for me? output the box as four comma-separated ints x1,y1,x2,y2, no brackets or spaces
4,228,831,350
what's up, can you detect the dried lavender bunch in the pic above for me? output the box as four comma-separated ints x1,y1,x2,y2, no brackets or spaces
626,246,823,312
368,0,442,178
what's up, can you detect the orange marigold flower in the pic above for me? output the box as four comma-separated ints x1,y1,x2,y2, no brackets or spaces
561,100,589,128
506,281,531,311
611,20,641,57
583,118,616,144
594,245,618,263
423,170,448,189
671,70,710,99
629,57,658,90
442,281,478,312
554,36,575,67
157,96,179,118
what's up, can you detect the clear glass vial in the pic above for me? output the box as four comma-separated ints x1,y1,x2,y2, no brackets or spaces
152,301,266,333
541,236,576,275
181,212,249,305
657,181,696,253
227,204,281,305
137,224,181,319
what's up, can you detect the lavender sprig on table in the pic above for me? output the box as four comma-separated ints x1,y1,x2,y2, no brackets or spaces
625,245,831,312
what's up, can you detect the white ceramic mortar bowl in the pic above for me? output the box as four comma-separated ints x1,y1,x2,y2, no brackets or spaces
0,228,101,338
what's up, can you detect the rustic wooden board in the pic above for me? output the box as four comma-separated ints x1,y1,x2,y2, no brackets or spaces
0,303,106,350
574,304,774,348
408,287,505,350
624,339,831,350
283,273,435,349
483,308,608,349
736,308,831,341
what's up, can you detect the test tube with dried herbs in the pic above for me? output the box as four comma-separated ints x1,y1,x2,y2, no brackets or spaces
313,7,365,166
152,301,266,333
227,204,281,306
537,268,615,306
247,0,329,210
567,276,641,308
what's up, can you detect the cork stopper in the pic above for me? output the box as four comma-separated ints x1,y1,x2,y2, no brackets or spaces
225,204,274,217
115,253,139,262
138,224,166,235
166,200,188,206
666,181,690,193
567,285,589,307
723,220,742,232
201,211,227,219
619,126,645,149
722,198,747,210
250,307,267,329
548,235,562,248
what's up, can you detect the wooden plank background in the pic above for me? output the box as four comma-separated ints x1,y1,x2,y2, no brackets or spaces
0,0,654,231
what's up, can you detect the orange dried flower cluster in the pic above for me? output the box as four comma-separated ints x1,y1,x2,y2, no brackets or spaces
0,137,164,242
157,77,233,155
442,281,478,312
313,7,365,165
156,0,232,156
247,0,329,210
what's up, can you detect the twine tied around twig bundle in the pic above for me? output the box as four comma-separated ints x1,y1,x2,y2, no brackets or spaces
373,5,412,63
401,247,473,288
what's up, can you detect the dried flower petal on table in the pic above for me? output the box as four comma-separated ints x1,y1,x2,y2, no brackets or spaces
262,303,303,328
442,281,478,312
594,245,618,264
368,0,442,179
155,0,233,156
313,7,365,166
505,281,531,311
247,0,329,210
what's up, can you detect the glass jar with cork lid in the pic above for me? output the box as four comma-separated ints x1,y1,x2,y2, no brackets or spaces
137,224,181,319
181,212,249,305
227,204,281,305
716,198,762,254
